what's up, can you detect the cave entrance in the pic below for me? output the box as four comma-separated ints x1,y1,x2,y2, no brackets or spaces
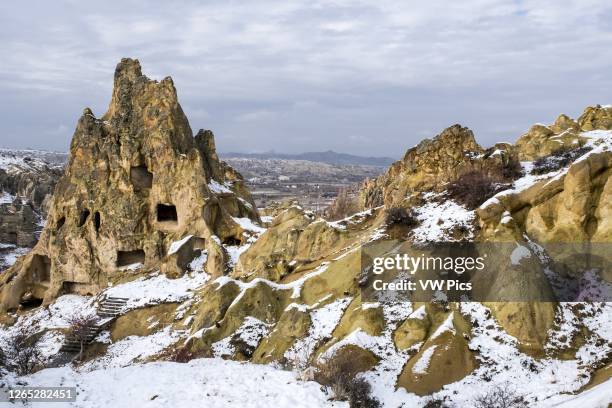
78,209,90,227
222,236,241,246
19,295,43,310
57,216,66,230
131,165,153,190
193,237,206,250
94,211,101,232
30,254,51,283
116,249,145,267
156,204,178,223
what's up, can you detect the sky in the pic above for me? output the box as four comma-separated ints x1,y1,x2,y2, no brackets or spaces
0,0,611,157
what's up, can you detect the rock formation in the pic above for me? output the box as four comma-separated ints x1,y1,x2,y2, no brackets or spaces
0,58,258,312
0,59,610,405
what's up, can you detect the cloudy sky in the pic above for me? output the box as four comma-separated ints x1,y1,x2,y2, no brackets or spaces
0,0,611,156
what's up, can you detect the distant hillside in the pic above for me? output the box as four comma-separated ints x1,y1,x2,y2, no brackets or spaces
220,150,395,167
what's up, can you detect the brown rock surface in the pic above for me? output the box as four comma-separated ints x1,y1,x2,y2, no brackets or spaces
0,58,259,312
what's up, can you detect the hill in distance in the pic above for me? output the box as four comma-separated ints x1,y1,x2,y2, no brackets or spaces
220,149,396,167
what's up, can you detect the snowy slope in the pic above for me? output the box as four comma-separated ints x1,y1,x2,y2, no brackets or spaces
4,358,346,408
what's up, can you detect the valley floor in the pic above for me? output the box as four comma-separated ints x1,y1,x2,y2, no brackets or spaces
2,357,610,408
2,358,347,408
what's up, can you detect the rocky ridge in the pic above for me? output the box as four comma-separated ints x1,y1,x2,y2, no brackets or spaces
0,58,258,313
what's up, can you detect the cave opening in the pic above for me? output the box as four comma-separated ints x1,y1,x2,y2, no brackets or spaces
94,211,101,232
156,204,178,223
19,295,43,310
222,236,241,246
78,209,90,227
116,249,145,267
130,165,153,190
57,216,65,230
30,254,51,282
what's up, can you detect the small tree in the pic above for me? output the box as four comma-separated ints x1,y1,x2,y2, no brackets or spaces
67,313,99,361
447,171,501,209
327,187,359,221
385,207,418,227
315,352,380,408
473,383,528,408
5,333,42,375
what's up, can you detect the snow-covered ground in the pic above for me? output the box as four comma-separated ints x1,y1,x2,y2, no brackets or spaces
2,358,347,408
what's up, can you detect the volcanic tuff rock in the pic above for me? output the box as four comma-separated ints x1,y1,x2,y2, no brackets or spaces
516,105,612,161
0,58,258,313
359,125,521,209
0,152,64,247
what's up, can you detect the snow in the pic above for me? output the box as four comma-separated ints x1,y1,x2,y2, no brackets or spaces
208,179,232,194
430,312,456,339
212,317,271,357
188,251,207,271
544,378,612,408
223,243,251,268
412,345,437,374
167,235,194,255
81,327,181,371
0,245,29,270
215,261,331,305
103,271,209,310
0,295,96,362
232,217,265,234
412,194,475,242
286,298,351,363
118,262,143,271
7,358,347,408
510,243,532,265
409,305,427,320
0,191,15,204
260,215,273,223
481,130,612,211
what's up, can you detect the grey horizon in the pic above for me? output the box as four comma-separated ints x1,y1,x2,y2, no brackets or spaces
0,1,611,156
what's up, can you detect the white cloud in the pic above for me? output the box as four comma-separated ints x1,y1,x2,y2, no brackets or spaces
0,0,611,154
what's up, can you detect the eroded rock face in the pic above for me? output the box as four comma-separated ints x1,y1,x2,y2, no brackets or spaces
0,199,38,247
359,124,521,209
0,152,63,248
0,58,258,312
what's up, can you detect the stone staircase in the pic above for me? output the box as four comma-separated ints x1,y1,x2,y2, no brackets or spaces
58,295,129,354
97,295,129,318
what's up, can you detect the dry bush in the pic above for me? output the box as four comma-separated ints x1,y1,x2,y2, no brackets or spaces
385,207,418,227
473,383,528,408
327,187,359,221
423,396,450,408
67,313,100,361
315,352,380,408
5,333,42,375
531,145,592,175
169,346,199,363
447,171,503,209
499,159,524,180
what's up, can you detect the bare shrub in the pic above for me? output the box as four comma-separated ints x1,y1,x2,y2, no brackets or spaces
385,207,418,227
283,339,315,372
67,313,99,361
447,171,503,209
5,333,42,375
327,187,359,221
315,352,380,408
423,396,450,408
473,383,528,408
500,159,524,180
169,346,198,363
531,145,592,175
